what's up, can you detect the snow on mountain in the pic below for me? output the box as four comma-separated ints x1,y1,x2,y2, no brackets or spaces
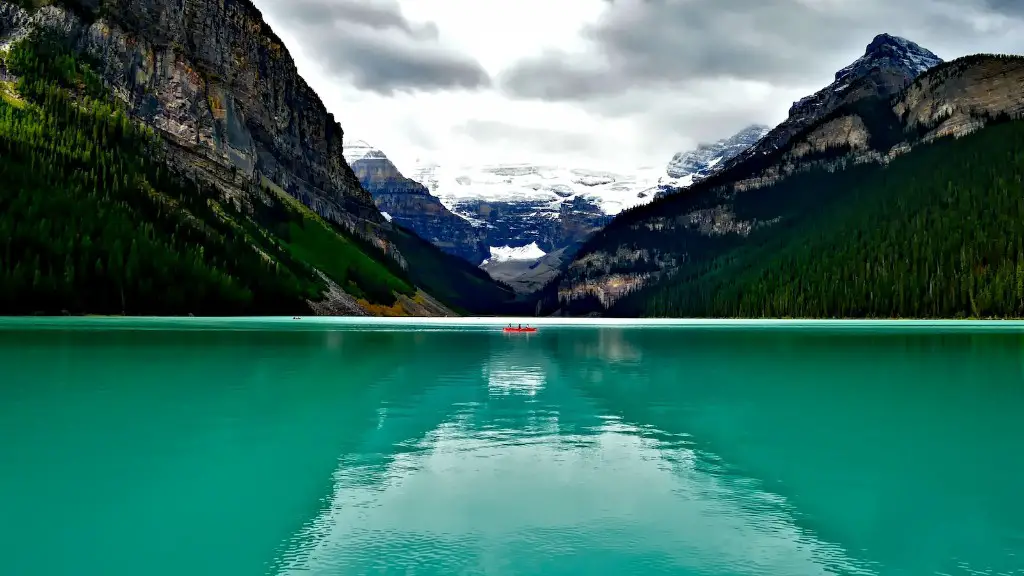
665,124,771,181
481,242,547,265
343,139,386,165
718,34,942,177
345,125,768,275
834,33,941,86
405,161,677,220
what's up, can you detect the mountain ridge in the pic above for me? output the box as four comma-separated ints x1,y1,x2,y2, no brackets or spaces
720,33,943,174
545,39,1024,317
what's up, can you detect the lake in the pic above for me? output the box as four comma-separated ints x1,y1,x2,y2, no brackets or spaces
1,318,1022,575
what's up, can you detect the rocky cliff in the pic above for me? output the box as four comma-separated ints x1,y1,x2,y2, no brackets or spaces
2,0,386,237
662,124,771,192
721,33,942,174
345,140,490,264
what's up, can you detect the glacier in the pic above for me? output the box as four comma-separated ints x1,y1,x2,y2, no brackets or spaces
481,242,548,265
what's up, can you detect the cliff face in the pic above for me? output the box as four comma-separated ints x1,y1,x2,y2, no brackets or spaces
896,56,1024,141
10,0,383,233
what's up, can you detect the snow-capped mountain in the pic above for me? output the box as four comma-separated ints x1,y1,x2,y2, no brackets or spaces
720,33,942,174
344,139,490,263
343,139,387,164
407,162,673,221
665,124,771,184
402,161,659,284
343,125,769,291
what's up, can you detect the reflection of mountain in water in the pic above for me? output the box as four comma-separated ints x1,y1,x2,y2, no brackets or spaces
566,329,1024,576
272,329,883,576
484,363,545,397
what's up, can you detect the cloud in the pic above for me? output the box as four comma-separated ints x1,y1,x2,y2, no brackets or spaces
980,0,1024,17
259,0,490,95
454,119,598,158
496,0,1021,103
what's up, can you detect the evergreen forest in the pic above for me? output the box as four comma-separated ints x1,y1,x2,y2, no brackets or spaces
607,117,1024,318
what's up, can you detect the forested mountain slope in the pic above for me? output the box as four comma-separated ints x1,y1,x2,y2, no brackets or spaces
614,118,1024,318
0,1,513,316
547,53,1024,318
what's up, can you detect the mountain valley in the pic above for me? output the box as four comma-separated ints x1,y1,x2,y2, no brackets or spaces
346,125,774,292
0,0,1021,320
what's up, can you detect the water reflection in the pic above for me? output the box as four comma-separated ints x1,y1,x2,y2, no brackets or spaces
485,363,546,397
2,328,1022,576
273,330,883,576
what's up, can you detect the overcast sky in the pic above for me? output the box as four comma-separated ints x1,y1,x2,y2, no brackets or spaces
252,0,1024,173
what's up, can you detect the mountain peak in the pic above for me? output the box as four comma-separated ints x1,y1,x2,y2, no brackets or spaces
665,124,771,182
835,33,941,83
343,139,387,164
867,33,911,51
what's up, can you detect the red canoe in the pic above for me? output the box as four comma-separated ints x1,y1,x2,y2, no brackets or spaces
503,327,538,333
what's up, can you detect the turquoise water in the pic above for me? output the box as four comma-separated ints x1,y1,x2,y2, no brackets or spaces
1,319,1022,575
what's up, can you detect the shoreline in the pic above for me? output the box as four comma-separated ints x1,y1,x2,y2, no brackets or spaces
4,316,1024,333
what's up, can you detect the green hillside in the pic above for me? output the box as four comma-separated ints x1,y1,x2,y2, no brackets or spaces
609,118,1024,318
0,32,419,315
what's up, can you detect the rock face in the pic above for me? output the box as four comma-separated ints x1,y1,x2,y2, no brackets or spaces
6,0,385,237
721,33,942,173
665,124,771,184
895,55,1024,141
345,140,489,264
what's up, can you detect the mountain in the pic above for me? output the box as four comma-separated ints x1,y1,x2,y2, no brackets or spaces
720,33,942,174
0,0,512,316
344,139,490,264
406,160,675,291
543,38,1024,318
663,124,771,190
345,123,768,293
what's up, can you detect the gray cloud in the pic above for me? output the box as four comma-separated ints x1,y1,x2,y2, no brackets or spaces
454,120,598,157
498,0,1023,102
980,0,1024,17
260,0,489,95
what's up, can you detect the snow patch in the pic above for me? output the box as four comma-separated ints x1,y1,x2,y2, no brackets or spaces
481,242,547,265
